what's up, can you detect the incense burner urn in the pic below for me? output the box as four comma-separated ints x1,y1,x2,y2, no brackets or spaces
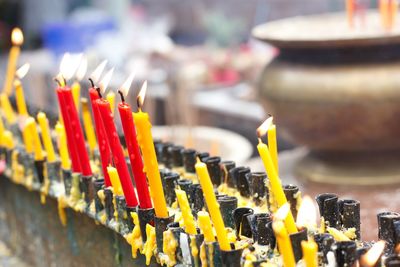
253,11,400,185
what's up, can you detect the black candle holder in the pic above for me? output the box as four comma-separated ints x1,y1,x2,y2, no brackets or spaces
19,150,34,179
316,193,340,228
46,160,61,183
189,231,204,267
205,156,222,186
161,142,173,168
170,145,184,168
220,246,243,267
236,167,251,198
204,241,222,267
289,227,308,262
283,184,300,219
385,255,400,267
177,179,193,200
377,211,400,251
339,199,361,239
233,207,254,238
93,179,105,214
197,152,210,163
154,215,174,252
80,175,95,205
246,213,271,242
335,241,357,267
62,169,72,196
247,172,268,205
125,205,138,232
183,148,197,173
314,233,334,264
115,195,128,233
217,195,238,229
190,183,204,215
34,159,45,184
229,166,246,190
220,160,236,186
104,187,114,222
394,220,400,245
137,207,155,242
164,173,179,206
166,222,184,264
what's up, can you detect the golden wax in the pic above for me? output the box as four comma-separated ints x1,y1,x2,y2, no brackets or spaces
106,92,115,115
81,98,97,153
14,80,28,116
22,123,34,153
26,117,44,161
3,130,14,149
175,189,197,235
195,159,230,251
3,46,20,96
273,220,296,267
107,166,124,196
37,112,56,162
0,116,4,146
301,240,318,267
0,93,16,124
327,227,350,241
71,82,81,113
133,110,168,218
198,211,216,242
257,140,297,234
268,124,279,173
55,122,70,169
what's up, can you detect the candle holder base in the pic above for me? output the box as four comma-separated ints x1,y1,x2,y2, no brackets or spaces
46,161,61,184
137,207,154,241
154,215,174,252
220,247,243,267
62,169,72,196
125,205,138,232
204,242,222,267
34,159,45,184
104,188,114,222
93,179,105,214
289,227,308,262
80,175,95,206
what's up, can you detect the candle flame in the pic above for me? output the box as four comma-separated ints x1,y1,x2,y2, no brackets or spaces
360,241,385,267
59,53,78,81
90,60,107,84
75,56,87,81
257,116,274,137
137,80,147,108
296,195,317,229
16,63,30,79
99,68,114,94
274,203,290,221
11,28,23,46
396,243,400,254
119,71,136,98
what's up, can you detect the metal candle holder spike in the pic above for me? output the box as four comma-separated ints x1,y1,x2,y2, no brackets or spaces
62,169,72,196
217,195,238,229
316,193,340,229
138,207,155,242
314,233,335,264
283,184,300,219
34,159,45,184
220,246,243,267
93,179,105,214
155,215,175,252
339,199,361,239
182,148,197,173
164,173,179,206
80,175,95,206
205,156,222,186
104,187,115,222
335,241,357,267
233,207,254,238
289,227,308,262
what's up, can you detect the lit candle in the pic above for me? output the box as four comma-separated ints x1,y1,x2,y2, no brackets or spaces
133,81,168,218
14,63,30,116
106,91,116,115
195,158,230,251
301,240,318,267
96,68,138,207
360,241,385,267
198,211,216,243
0,93,16,124
257,119,297,234
267,117,279,173
37,112,56,162
346,0,354,28
296,195,317,230
273,204,296,267
117,73,152,209
107,166,124,196
175,189,197,235
81,98,97,154
88,60,112,186
25,117,44,161
71,56,87,112
3,28,23,96
55,122,71,170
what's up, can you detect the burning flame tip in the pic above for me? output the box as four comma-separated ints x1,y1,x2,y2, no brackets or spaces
120,71,136,98
11,28,23,46
257,116,274,137
137,80,148,108
99,68,114,94
16,63,30,79
274,203,290,221
76,56,88,81
361,240,386,266
90,60,108,84
296,195,317,228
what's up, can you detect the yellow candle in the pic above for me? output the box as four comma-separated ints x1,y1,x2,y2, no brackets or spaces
55,122,70,170
198,211,216,243
326,227,350,241
273,220,296,267
71,82,81,113
0,93,16,124
257,139,297,234
175,189,197,235
3,28,23,96
301,240,318,267
133,82,168,218
14,80,28,116
81,98,97,153
25,117,44,161
268,124,279,173
195,159,230,251
22,123,34,154
3,130,14,149
37,112,56,162
0,116,4,146
107,166,124,196
106,92,116,115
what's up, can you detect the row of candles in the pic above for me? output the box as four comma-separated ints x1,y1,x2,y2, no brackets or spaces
346,0,398,30
1,28,400,267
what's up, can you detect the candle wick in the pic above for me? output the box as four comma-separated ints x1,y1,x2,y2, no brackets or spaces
118,90,125,103
88,78,95,88
53,77,62,87
136,96,142,111
62,76,67,87
257,137,263,144
96,87,102,98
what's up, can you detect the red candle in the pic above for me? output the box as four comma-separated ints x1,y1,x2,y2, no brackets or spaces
56,86,82,173
89,86,112,187
117,75,152,209
58,86,92,176
97,97,138,207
